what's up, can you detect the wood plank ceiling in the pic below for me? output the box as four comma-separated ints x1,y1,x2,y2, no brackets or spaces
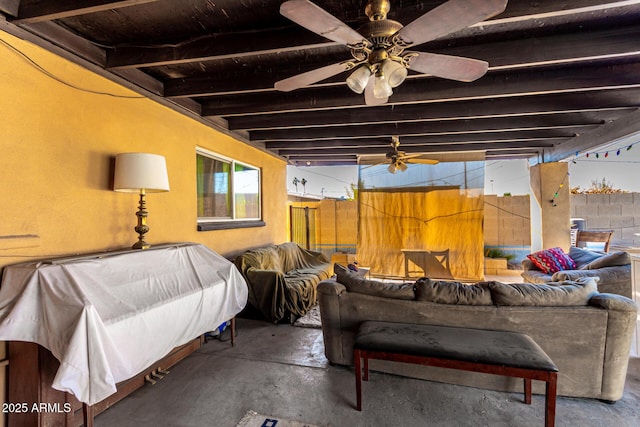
2,0,640,166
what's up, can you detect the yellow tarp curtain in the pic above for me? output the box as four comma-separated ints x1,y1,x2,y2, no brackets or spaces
357,188,484,281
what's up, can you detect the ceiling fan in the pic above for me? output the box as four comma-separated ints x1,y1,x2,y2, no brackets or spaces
368,136,439,174
275,0,508,105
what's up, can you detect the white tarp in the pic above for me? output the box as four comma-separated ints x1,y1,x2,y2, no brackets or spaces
0,243,248,405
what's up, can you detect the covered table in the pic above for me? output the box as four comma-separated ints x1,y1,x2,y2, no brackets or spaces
0,243,248,405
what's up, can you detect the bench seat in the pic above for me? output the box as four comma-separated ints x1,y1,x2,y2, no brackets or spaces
354,321,559,427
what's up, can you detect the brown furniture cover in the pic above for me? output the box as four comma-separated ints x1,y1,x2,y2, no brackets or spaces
234,242,332,322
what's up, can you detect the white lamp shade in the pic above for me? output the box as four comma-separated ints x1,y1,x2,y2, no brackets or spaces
346,65,372,94
381,59,408,88
114,153,170,193
373,74,393,99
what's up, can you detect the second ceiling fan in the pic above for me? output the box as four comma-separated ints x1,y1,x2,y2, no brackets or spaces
275,0,508,105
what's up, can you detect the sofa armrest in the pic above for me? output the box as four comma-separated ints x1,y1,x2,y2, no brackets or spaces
318,278,346,296
588,293,637,312
521,258,537,271
552,265,631,298
588,293,638,401
245,268,287,322
317,278,346,363
521,269,552,284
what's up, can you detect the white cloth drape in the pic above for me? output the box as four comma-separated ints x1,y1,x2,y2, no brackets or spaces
0,243,248,405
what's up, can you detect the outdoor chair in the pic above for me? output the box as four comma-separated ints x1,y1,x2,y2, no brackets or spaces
575,230,614,252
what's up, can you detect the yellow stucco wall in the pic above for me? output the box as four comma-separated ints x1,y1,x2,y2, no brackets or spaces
0,31,287,420
0,30,288,268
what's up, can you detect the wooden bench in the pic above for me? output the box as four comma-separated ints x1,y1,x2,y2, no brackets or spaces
354,321,559,427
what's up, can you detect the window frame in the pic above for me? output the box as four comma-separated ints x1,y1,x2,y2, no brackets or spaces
196,147,264,231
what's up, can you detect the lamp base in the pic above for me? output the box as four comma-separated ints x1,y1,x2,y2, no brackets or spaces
133,190,151,250
132,241,151,250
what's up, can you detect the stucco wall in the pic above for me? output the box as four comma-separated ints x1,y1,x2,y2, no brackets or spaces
0,30,287,268
0,30,288,418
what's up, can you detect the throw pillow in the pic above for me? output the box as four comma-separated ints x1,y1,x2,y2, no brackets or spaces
568,246,603,268
488,277,598,306
582,251,631,270
334,264,415,300
527,247,576,274
414,278,493,305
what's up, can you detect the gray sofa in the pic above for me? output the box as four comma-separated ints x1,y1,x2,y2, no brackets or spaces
318,266,637,401
521,246,632,298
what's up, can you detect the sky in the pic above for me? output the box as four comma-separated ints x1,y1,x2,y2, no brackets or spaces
287,137,640,198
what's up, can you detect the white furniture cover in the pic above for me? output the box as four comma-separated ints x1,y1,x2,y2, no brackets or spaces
0,243,248,405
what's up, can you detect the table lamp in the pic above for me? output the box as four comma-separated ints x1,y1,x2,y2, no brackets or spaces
114,153,170,249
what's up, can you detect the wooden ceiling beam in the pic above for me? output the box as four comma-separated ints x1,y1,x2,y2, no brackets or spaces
540,108,640,162
227,91,640,131
103,2,640,71
202,61,640,116
0,0,19,16
12,0,159,24
106,29,336,69
164,24,640,98
279,140,557,157
267,133,571,150
250,115,604,142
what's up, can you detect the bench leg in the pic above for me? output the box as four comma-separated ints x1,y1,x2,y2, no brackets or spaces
354,349,363,411
363,355,369,381
524,378,532,404
545,373,557,427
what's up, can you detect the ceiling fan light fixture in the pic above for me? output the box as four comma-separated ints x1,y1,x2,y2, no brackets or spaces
373,73,393,99
397,161,408,172
387,163,397,174
346,65,372,94
381,59,407,88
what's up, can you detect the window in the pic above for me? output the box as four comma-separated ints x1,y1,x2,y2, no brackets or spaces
196,148,263,230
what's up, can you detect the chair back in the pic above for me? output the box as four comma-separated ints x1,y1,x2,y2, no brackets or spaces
575,230,614,252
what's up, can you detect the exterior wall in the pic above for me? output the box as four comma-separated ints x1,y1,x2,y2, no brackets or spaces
570,193,640,248
0,30,287,268
0,30,287,412
484,195,532,262
318,199,357,256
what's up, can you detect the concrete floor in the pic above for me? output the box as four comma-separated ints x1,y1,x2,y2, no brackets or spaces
95,318,640,427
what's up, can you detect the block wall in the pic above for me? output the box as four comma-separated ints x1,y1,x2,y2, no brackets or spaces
570,193,640,247
484,195,532,262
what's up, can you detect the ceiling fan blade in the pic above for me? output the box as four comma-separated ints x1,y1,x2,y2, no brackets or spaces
364,78,388,105
397,0,508,47
406,52,488,82
407,158,440,165
398,153,440,165
275,62,352,92
280,0,365,46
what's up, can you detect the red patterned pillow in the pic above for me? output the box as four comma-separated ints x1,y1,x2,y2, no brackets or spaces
527,247,576,274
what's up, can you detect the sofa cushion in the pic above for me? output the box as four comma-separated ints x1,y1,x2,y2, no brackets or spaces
568,246,604,268
582,251,631,270
414,278,493,305
489,278,598,306
334,264,415,300
527,247,576,274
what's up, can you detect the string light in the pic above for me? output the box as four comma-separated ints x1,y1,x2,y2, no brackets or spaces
549,172,569,207
576,141,637,161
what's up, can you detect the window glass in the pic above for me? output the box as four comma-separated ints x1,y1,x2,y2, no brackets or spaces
196,150,261,223
234,163,260,219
